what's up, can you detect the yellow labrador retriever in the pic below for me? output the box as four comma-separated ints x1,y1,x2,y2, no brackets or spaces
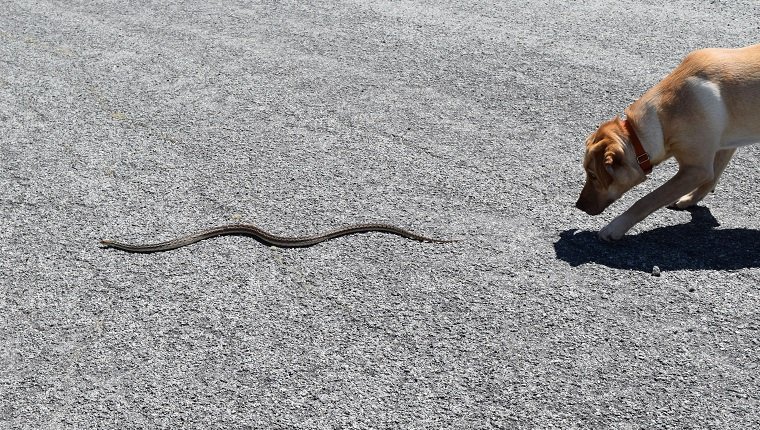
576,43,760,241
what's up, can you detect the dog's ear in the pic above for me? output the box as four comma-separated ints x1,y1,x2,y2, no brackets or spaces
604,142,624,176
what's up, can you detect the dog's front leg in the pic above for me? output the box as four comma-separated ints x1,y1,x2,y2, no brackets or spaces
599,165,713,241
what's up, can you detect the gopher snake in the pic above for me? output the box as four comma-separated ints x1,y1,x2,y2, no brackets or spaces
100,223,453,253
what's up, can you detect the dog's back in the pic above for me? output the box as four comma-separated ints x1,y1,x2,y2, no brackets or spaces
645,44,760,145
706,44,760,137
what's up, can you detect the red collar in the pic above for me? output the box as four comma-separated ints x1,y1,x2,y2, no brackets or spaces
622,119,652,174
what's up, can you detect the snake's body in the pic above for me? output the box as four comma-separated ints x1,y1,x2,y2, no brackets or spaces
100,223,452,253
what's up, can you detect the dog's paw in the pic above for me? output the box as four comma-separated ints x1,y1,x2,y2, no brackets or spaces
598,226,624,242
598,216,633,242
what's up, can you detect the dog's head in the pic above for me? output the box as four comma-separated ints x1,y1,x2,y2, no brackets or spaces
575,116,647,215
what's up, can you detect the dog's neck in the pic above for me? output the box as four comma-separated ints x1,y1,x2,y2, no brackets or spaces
622,118,652,174
624,102,667,169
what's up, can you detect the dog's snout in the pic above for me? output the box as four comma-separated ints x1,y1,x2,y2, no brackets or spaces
576,198,604,216
575,198,590,213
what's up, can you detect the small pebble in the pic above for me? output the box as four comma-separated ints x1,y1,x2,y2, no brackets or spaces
652,266,661,277
688,287,696,292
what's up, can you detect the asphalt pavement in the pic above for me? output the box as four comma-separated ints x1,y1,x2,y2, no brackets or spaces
2,1,759,428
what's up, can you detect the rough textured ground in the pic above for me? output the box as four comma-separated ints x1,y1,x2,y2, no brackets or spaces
2,1,760,428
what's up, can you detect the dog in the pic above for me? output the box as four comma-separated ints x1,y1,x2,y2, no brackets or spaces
576,43,760,241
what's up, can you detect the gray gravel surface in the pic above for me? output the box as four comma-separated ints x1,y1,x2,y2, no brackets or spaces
2,1,760,428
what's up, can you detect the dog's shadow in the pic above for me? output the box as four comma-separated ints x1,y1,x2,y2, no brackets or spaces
554,206,760,272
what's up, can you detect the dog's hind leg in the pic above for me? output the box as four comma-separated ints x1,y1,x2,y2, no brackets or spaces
669,148,736,209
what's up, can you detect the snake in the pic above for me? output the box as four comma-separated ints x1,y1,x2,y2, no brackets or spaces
100,223,454,253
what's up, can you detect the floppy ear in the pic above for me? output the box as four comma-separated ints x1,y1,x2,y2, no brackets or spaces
604,143,624,176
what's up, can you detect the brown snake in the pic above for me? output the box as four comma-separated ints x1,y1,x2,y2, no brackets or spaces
100,223,454,253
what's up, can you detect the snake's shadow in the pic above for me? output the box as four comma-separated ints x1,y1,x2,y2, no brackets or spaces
554,206,760,272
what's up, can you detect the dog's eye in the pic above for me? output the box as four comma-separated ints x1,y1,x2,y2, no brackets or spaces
587,171,597,181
